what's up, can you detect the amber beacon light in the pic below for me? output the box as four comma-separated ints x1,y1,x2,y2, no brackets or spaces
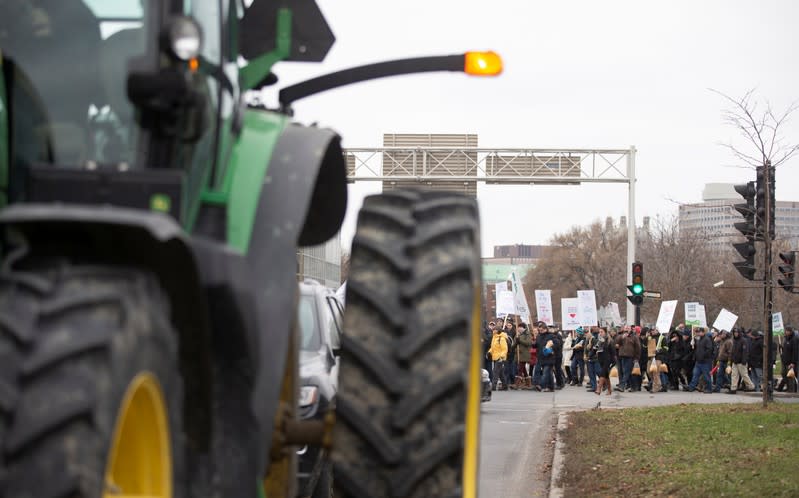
464,51,503,76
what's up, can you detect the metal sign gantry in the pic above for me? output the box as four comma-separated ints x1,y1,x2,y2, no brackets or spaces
344,146,638,321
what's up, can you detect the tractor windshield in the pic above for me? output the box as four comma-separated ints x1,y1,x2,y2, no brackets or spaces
0,0,154,196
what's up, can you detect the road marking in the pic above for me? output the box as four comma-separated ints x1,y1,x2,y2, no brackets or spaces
498,420,531,424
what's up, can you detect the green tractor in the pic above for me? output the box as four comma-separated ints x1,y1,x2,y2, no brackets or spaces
0,1,500,496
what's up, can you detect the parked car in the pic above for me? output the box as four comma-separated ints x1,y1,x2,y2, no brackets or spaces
296,279,343,498
481,368,492,402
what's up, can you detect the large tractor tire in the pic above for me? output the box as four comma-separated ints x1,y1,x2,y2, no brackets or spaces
0,265,184,498
334,190,483,498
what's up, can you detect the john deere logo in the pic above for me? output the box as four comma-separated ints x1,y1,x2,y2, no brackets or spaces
150,194,171,213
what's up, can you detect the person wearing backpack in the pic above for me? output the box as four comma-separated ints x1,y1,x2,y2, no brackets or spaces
489,323,510,390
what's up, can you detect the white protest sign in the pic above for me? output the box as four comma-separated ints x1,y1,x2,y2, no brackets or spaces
577,290,598,326
697,305,708,328
496,290,515,317
609,302,622,326
534,289,554,326
684,302,701,327
561,298,581,330
508,271,531,322
712,308,738,332
773,312,785,336
654,300,678,333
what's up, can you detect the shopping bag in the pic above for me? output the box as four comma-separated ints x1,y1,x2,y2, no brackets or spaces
648,358,658,374
632,360,641,376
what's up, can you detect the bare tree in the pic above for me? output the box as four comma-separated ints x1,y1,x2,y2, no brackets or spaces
712,88,799,169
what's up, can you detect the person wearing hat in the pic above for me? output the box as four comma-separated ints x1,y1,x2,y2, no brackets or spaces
685,327,713,392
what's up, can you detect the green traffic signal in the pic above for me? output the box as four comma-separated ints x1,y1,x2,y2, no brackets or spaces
631,283,644,295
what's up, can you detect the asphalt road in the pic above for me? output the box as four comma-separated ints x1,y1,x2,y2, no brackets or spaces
477,383,799,498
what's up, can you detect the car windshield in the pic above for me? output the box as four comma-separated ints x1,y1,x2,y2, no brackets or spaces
0,0,151,182
298,294,322,351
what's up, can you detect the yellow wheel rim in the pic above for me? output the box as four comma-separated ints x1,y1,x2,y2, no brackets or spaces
104,372,172,498
462,285,482,498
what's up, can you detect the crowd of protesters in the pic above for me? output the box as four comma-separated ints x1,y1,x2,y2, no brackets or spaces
482,318,799,395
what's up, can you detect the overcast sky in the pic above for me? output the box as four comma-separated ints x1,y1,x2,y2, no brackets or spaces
266,0,799,256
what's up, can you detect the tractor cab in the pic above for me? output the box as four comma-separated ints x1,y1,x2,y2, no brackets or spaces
0,0,223,221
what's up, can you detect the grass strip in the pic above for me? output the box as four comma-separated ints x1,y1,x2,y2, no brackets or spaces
559,403,799,497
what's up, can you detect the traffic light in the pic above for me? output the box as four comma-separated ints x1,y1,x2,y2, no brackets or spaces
777,251,796,292
732,181,757,280
627,261,644,305
755,165,776,240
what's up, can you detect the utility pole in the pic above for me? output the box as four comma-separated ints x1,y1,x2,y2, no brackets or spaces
761,161,774,406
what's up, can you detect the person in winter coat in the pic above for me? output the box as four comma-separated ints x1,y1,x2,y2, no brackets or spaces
514,323,534,389
536,323,558,392
530,327,540,389
489,325,510,390
730,328,756,393
503,321,517,391
570,328,586,386
747,329,764,392
681,327,695,386
594,328,615,395
553,329,565,389
686,327,714,392
616,328,641,392
562,331,574,386
777,327,797,392
667,330,682,389
584,328,599,392
483,321,495,383
714,330,733,393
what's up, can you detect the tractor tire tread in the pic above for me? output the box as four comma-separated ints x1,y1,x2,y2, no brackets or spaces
334,189,481,498
0,264,183,498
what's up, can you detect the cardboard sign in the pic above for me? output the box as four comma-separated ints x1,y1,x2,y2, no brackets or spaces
561,297,581,330
712,308,738,332
577,290,598,326
535,289,554,326
655,300,678,333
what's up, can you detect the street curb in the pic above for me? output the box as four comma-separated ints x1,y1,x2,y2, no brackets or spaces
548,412,568,498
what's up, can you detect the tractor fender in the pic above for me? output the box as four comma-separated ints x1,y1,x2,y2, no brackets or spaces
246,123,346,470
0,204,213,449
